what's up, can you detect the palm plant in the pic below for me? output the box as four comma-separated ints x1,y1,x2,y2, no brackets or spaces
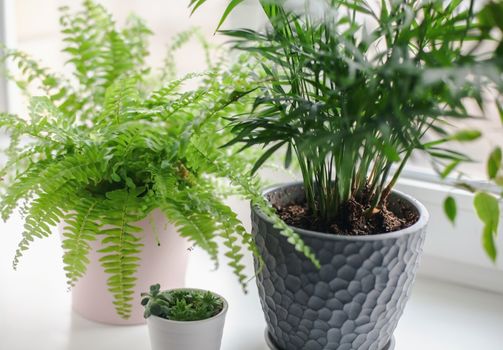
441,0,503,261
191,0,502,235
0,0,261,319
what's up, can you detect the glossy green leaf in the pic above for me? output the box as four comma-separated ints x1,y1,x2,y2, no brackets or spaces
482,225,497,262
440,160,460,179
479,1,503,32
449,129,482,142
251,142,286,175
474,192,500,229
497,101,503,126
444,196,457,225
487,147,502,179
216,0,245,31
284,143,293,169
189,0,206,14
474,192,500,262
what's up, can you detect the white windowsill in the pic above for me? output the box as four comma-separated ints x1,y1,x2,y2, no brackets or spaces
396,177,503,294
1,203,503,350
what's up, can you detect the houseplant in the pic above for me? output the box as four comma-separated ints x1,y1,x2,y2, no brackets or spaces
0,0,259,324
191,0,503,349
141,284,228,350
442,0,503,263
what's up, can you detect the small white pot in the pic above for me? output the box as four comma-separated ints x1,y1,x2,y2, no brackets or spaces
147,289,228,350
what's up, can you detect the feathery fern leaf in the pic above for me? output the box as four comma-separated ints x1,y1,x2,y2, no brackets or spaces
99,188,145,319
205,194,250,291
162,201,220,266
12,148,106,268
98,76,140,126
122,15,152,69
61,197,102,287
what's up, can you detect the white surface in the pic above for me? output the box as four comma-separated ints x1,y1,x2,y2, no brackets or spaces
396,178,503,294
1,209,503,350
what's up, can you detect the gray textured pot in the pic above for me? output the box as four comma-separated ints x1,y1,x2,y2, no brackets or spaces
251,183,428,350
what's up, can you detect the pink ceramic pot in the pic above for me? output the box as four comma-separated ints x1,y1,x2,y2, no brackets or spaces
60,209,189,325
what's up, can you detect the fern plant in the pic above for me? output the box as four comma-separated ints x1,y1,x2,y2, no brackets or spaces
0,0,265,319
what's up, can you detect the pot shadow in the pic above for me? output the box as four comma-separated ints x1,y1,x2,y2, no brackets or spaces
64,311,149,350
66,310,269,350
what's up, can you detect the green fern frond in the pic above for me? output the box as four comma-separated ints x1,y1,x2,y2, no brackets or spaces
231,169,320,268
27,96,88,142
161,28,204,81
0,49,70,97
12,148,106,268
62,196,102,287
1,160,51,221
13,177,77,269
191,141,320,268
205,195,250,291
60,0,143,106
158,89,209,121
161,198,219,266
60,1,113,91
154,173,219,265
102,30,135,87
40,147,106,191
122,15,152,69
110,121,171,160
99,188,145,319
0,147,39,181
97,76,140,126
146,72,204,107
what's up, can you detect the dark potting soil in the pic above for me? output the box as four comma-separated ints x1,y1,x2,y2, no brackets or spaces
275,195,419,236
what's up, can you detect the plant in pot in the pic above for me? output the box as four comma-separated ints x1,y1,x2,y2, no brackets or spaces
191,0,503,349
141,284,228,350
0,1,259,324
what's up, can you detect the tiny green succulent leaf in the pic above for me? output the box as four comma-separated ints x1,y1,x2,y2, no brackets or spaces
444,196,457,225
141,285,224,321
150,283,161,295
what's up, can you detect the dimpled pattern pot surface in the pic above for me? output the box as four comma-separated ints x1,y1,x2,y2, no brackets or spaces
251,183,428,350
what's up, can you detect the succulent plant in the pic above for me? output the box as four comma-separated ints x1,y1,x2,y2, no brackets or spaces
141,284,224,321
